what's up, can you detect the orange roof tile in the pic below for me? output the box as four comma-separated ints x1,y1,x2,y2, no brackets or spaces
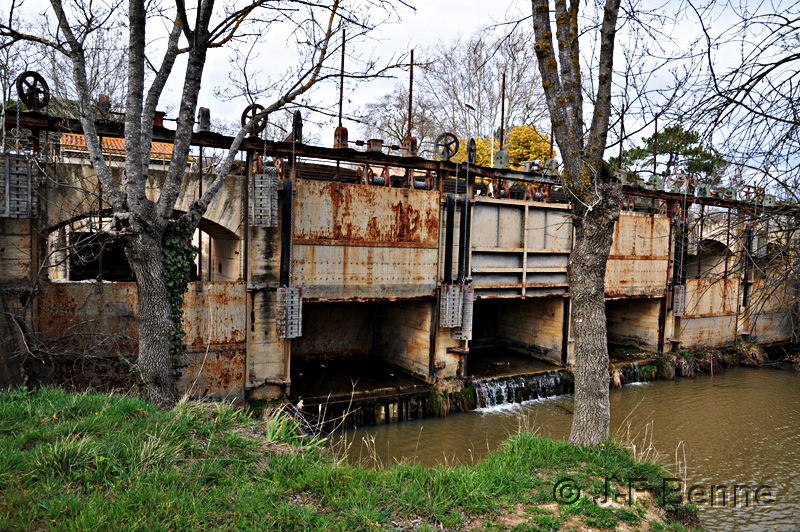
61,133,175,159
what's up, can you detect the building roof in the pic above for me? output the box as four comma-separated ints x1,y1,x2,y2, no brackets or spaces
60,133,175,160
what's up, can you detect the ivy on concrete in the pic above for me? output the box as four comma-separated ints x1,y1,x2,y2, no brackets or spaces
162,220,198,372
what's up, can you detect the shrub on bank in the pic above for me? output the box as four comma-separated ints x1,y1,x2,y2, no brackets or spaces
0,387,700,531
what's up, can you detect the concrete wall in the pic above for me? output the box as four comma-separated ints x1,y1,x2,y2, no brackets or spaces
375,300,434,379
292,303,373,359
6,156,800,401
34,281,247,398
46,161,242,239
495,298,565,362
606,298,661,351
0,218,35,386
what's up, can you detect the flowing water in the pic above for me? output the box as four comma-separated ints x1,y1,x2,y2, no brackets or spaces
336,367,800,531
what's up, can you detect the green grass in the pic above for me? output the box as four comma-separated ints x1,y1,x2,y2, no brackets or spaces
0,387,701,531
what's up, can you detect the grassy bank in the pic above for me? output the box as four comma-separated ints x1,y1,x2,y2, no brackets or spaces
0,388,699,531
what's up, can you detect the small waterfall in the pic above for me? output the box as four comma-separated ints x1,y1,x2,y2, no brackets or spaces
473,371,570,409
619,362,648,385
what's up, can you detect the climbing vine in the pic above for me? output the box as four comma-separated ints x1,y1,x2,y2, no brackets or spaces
162,220,198,373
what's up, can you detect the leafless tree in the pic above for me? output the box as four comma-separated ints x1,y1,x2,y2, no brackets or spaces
359,28,549,154
0,29,36,149
359,85,441,156
0,0,404,407
41,23,128,117
531,0,624,447
422,29,549,140
688,0,800,348
691,1,799,198
530,0,703,446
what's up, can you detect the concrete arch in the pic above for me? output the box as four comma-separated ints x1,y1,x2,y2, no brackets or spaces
687,237,733,279
44,161,243,238
45,209,240,242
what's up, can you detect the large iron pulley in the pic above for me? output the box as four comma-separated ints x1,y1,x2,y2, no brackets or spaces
435,132,459,161
16,71,50,110
241,103,267,135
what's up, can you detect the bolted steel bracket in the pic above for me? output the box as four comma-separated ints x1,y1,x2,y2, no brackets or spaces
439,284,463,328
673,285,686,317
1,153,38,219
277,286,302,339
452,285,474,340
250,168,280,227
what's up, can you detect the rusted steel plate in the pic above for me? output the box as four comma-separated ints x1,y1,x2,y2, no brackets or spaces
605,213,670,297
39,281,246,347
746,311,793,344
684,278,738,318
293,244,438,300
36,281,247,397
609,212,670,257
679,315,738,348
293,179,439,248
749,280,792,313
183,281,246,347
179,348,245,399
527,207,572,250
37,282,139,343
471,201,572,296
605,259,669,298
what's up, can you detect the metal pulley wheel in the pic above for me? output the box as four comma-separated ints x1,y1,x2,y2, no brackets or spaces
241,103,267,135
435,132,459,161
466,138,477,164
16,71,50,110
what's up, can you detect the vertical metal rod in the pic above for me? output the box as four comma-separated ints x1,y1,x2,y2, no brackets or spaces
198,146,203,284
279,179,293,287
407,49,414,139
456,197,467,284
696,203,704,278
499,71,506,148
653,115,658,176
724,209,731,279
463,195,472,278
444,194,455,284
4,154,10,217
549,123,554,158
338,29,345,127
742,222,752,308
243,150,251,283
618,104,624,165
561,297,570,365
98,170,103,281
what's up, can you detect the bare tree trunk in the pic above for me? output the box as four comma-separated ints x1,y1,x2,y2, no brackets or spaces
531,0,622,446
124,233,176,407
567,178,622,445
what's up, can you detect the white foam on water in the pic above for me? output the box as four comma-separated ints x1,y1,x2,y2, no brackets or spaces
475,393,568,414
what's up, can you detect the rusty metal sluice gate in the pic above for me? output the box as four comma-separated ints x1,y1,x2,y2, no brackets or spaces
0,110,796,427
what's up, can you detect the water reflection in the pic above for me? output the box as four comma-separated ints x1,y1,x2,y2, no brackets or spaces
336,368,800,531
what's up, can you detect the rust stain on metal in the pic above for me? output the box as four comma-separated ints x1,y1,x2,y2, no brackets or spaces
293,179,439,248
607,254,670,261
181,349,246,396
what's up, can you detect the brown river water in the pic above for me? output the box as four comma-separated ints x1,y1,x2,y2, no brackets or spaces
335,367,800,531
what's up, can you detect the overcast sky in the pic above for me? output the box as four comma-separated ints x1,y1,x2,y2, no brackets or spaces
184,1,527,142
8,0,794,181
